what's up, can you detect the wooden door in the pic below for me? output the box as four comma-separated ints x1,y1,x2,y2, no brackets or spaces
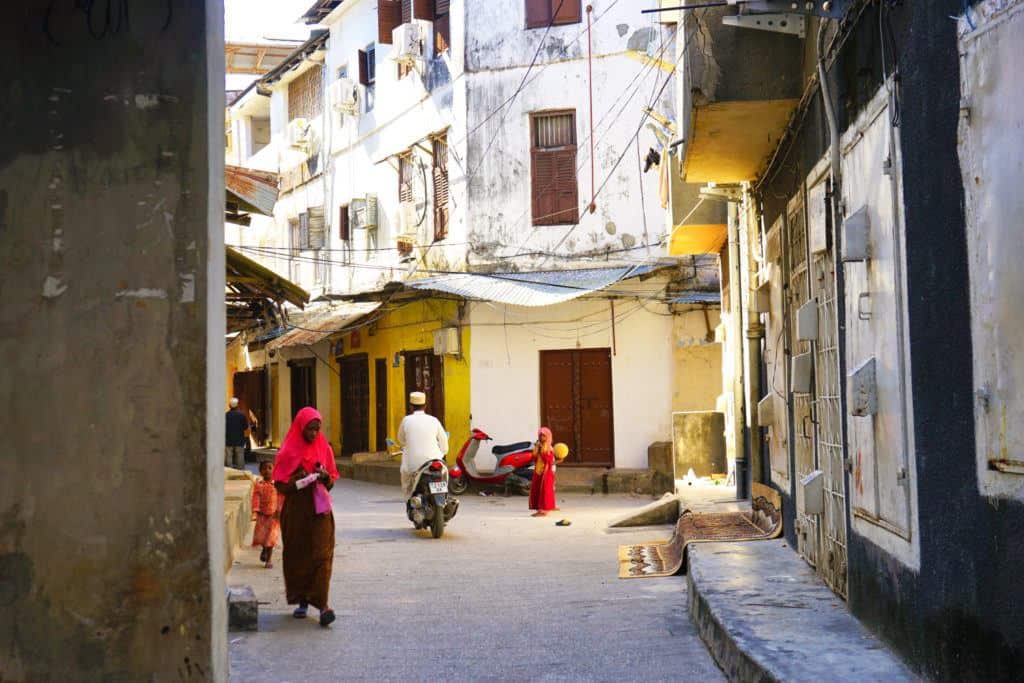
289,359,316,418
375,358,388,451
232,369,267,445
404,350,445,420
340,354,370,456
540,349,614,466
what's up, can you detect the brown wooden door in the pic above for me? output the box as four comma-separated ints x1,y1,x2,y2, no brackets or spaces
404,350,444,421
232,369,267,445
340,355,370,456
289,359,316,418
540,349,614,466
375,358,388,451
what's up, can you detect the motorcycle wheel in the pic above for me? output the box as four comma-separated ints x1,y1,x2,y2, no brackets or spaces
449,473,468,495
430,503,445,539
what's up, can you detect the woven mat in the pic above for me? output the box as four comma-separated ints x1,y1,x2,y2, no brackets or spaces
617,483,782,579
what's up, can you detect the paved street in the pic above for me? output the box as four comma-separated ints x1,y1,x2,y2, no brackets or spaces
228,478,724,682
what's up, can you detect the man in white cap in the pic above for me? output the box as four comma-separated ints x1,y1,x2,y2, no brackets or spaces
225,397,249,469
397,391,449,498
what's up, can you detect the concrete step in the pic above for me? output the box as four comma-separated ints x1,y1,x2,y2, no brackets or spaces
223,467,254,574
687,540,918,682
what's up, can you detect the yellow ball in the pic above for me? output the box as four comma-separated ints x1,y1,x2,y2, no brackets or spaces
553,443,569,460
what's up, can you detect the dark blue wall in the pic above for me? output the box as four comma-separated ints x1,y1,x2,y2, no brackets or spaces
760,2,1024,679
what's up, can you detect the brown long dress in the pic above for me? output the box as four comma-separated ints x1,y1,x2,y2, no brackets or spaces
275,476,335,610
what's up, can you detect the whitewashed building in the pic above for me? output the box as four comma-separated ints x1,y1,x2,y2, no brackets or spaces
225,0,724,474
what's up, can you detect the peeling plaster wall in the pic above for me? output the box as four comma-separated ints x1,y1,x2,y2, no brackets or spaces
464,1,670,267
0,1,224,679
671,308,722,413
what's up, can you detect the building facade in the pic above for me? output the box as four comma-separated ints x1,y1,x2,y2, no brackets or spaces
668,0,1024,677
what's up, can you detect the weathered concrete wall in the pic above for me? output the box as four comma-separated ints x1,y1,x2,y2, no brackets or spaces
0,2,225,679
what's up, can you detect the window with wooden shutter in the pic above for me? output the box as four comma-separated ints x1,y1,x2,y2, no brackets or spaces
339,204,351,242
288,65,324,122
432,135,449,241
413,0,432,20
378,0,402,43
525,0,582,29
299,211,311,249
399,153,415,204
402,0,413,24
434,0,450,55
308,205,326,249
531,111,578,225
358,47,376,86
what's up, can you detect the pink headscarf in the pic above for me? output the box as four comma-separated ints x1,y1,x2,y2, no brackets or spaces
272,407,339,484
537,427,553,450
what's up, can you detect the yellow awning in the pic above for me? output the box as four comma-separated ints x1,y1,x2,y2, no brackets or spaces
669,224,728,256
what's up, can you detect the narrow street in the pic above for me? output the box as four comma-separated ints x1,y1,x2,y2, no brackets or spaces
228,479,724,681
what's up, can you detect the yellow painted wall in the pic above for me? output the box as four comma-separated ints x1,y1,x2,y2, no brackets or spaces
329,299,470,463
672,308,724,413
225,337,246,409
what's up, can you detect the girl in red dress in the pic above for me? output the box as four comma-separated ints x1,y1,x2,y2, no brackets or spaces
251,460,282,568
529,427,557,517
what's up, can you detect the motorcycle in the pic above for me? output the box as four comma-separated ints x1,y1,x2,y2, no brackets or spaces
388,441,459,538
448,428,535,496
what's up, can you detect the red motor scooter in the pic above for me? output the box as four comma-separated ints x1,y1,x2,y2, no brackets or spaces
448,428,535,495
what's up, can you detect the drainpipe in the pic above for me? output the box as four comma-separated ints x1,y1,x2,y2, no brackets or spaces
727,201,748,499
744,191,765,487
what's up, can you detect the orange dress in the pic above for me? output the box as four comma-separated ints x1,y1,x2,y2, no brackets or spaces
251,480,281,548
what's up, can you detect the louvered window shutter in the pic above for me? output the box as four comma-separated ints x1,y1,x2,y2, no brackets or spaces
339,204,351,241
531,111,578,225
413,0,432,20
299,212,311,249
525,0,550,28
402,0,413,24
436,0,450,13
308,206,326,249
399,155,415,204
432,136,449,241
553,0,582,25
358,50,369,85
378,0,402,43
552,149,578,224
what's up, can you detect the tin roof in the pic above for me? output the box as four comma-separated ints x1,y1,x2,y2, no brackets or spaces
404,264,669,307
225,165,279,219
669,291,721,305
266,302,381,350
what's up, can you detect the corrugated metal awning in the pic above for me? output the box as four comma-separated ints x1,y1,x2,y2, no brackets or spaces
404,264,668,307
266,302,381,350
226,165,279,218
670,291,721,305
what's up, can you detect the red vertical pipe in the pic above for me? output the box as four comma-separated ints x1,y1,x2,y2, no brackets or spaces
587,4,596,213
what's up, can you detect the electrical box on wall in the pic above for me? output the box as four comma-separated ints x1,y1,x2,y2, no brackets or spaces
755,280,772,313
757,394,775,425
796,300,819,341
791,352,813,394
799,469,825,515
433,327,460,356
842,207,871,262
847,356,878,416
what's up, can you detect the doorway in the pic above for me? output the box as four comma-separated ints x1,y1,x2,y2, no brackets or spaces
340,354,370,456
232,369,267,446
375,358,388,451
539,348,614,467
289,358,317,418
404,349,444,420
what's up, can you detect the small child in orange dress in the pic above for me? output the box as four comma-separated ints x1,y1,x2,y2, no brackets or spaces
251,460,282,568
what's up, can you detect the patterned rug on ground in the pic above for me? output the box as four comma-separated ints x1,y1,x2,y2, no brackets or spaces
617,483,782,579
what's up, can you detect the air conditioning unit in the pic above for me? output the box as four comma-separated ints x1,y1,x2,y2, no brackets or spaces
393,23,423,65
329,78,360,116
287,118,309,148
433,327,461,356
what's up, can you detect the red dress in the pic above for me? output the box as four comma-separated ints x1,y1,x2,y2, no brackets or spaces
251,479,281,548
528,448,556,512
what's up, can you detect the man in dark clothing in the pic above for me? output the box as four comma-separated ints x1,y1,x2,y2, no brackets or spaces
225,397,249,469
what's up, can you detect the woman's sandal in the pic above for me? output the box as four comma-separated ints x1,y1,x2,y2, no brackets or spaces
319,609,336,627
293,603,308,619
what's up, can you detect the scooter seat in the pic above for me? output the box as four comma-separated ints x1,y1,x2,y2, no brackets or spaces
491,441,532,456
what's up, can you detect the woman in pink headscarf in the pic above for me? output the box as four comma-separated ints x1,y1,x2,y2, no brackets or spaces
272,407,339,627
528,427,557,517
